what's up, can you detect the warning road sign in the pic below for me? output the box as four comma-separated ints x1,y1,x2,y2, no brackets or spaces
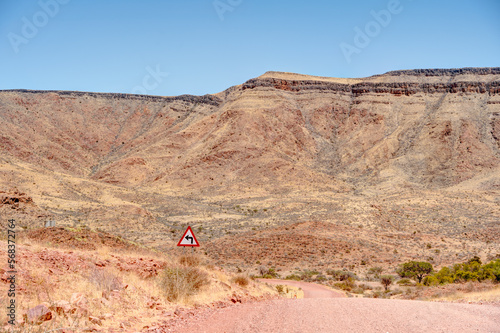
177,226,200,247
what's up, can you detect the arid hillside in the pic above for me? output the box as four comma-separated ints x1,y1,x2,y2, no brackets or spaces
1,67,499,265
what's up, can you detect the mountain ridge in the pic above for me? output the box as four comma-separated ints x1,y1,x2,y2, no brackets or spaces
0,67,499,256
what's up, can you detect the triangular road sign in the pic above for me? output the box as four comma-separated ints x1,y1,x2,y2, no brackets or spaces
177,226,200,247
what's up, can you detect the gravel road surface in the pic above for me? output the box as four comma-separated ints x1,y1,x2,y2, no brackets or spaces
256,279,344,298
173,280,500,333
175,297,500,333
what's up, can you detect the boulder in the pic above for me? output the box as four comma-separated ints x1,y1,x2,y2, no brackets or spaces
24,304,52,324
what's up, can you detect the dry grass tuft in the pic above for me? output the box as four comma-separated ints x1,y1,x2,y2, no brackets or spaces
426,282,500,303
87,267,123,292
179,254,202,267
231,275,250,287
158,266,210,302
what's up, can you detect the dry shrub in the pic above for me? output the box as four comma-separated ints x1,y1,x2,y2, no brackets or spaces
159,266,210,302
179,254,202,267
88,267,122,292
334,277,356,291
231,275,250,287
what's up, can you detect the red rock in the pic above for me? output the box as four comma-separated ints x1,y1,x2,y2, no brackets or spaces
50,300,72,315
24,304,52,324
88,316,102,326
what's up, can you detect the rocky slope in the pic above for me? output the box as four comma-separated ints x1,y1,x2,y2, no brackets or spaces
0,68,499,259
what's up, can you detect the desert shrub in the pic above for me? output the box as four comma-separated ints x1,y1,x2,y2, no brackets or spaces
88,267,122,292
371,290,386,298
275,285,285,293
334,277,356,291
351,286,365,294
396,278,414,286
454,270,479,282
261,267,280,279
159,266,210,302
352,283,372,294
380,275,394,291
482,259,500,282
357,283,373,291
368,266,383,278
423,275,439,286
422,258,500,286
231,275,250,287
397,261,433,283
299,270,321,281
285,274,301,281
327,269,356,281
179,254,202,267
314,274,327,282
467,255,482,265
432,266,454,284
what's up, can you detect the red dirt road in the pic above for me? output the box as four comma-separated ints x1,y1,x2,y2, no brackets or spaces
173,281,500,333
256,279,344,298
174,298,500,333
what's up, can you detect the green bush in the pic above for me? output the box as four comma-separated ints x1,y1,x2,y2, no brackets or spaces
423,275,439,286
397,261,433,283
482,259,500,282
423,258,500,285
334,277,356,291
261,267,280,279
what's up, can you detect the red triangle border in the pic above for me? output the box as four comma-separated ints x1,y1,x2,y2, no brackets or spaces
177,226,200,247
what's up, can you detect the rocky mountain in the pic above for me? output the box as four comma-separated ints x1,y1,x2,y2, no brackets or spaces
1,68,499,260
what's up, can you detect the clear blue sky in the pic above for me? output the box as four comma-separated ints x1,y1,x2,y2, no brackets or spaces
1,0,499,96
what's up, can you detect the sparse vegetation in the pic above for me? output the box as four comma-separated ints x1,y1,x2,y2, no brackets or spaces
158,266,210,302
87,267,122,292
257,266,280,279
367,266,383,279
380,275,394,291
396,278,414,286
285,274,301,281
423,258,500,286
327,269,357,282
232,275,250,287
334,277,356,291
179,254,202,267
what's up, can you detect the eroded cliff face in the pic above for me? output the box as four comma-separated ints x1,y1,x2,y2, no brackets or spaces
212,67,500,189
1,68,499,194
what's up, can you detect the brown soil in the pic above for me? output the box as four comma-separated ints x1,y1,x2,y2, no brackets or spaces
21,226,140,251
